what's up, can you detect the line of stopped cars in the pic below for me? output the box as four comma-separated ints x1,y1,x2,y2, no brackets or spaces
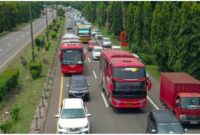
54,7,200,134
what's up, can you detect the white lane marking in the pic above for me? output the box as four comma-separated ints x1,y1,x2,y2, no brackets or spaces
147,96,159,110
101,92,109,108
8,43,11,46
87,57,91,63
0,49,2,52
0,20,48,70
15,38,19,41
96,39,102,46
92,70,97,79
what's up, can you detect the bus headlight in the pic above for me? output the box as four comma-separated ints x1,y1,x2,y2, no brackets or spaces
113,98,121,103
180,115,186,120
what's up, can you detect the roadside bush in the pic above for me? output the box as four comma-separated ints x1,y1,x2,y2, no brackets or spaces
35,35,45,47
45,42,51,51
51,31,57,39
140,53,154,65
53,27,59,32
0,68,19,101
29,62,42,79
0,121,13,133
11,104,20,121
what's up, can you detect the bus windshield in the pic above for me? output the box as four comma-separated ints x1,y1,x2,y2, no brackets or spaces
79,29,90,36
113,67,146,79
112,67,146,97
62,49,83,64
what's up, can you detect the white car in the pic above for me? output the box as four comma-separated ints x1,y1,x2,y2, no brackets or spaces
102,37,112,48
55,98,91,134
91,29,99,37
95,32,102,39
92,46,102,60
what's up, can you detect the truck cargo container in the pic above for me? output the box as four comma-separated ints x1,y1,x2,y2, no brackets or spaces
160,72,200,124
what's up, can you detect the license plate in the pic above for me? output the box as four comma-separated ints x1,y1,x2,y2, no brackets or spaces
69,70,76,73
127,103,133,106
190,121,198,124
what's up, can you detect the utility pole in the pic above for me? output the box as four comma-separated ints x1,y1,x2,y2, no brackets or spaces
30,3,35,62
46,5,49,41
52,5,54,19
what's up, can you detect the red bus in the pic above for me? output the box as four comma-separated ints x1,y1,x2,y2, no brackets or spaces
99,49,152,108
58,42,85,74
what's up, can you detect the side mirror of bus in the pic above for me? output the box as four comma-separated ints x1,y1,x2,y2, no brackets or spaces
58,51,61,61
147,82,152,91
110,83,114,91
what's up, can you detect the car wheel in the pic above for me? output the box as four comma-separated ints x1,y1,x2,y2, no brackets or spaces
146,128,148,133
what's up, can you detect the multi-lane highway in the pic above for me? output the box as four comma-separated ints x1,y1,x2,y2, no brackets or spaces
43,41,200,133
0,9,55,71
43,13,200,134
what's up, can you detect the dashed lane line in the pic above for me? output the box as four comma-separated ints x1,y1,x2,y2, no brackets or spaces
92,70,97,79
147,96,159,110
88,57,91,63
101,92,109,108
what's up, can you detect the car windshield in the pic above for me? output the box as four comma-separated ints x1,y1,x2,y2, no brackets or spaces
104,39,111,42
61,108,86,119
94,48,102,52
158,123,184,134
71,78,87,88
181,97,200,109
62,49,83,64
79,29,90,36
113,67,146,79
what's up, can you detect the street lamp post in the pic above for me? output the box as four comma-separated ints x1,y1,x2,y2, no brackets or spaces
30,3,35,62
46,5,49,41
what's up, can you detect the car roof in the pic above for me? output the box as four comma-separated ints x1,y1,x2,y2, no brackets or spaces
103,37,110,40
89,40,96,43
71,75,86,81
151,110,179,123
94,46,102,49
62,98,84,109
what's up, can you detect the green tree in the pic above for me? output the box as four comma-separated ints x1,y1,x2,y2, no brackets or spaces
96,2,107,27
166,3,181,71
151,2,171,71
110,2,123,38
177,2,200,79
142,2,152,53
57,7,65,17
134,2,143,53
125,3,136,50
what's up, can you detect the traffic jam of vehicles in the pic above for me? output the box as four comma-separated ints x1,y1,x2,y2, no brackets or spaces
55,7,200,134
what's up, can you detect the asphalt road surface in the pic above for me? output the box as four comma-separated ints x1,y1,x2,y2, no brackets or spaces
43,16,200,134
0,9,55,71
43,42,200,133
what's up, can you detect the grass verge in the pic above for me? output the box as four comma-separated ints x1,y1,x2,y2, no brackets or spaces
0,17,64,133
146,65,160,80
